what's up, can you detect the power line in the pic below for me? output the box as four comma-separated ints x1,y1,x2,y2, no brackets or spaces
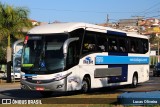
142,1,160,13
145,15,160,19
30,3,160,22
31,7,140,14
144,10,160,16
137,1,160,16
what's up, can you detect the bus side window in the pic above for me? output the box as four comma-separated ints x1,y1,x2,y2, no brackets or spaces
138,40,143,53
108,38,118,52
119,38,127,52
143,40,148,53
84,40,95,50
82,32,96,54
130,39,136,53
96,34,108,52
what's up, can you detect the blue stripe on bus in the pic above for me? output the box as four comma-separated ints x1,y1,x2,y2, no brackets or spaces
107,30,127,36
107,30,128,83
95,56,149,64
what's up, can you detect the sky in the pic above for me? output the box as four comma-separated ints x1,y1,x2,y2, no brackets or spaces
1,0,160,24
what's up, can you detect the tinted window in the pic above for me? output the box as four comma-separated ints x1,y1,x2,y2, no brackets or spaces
80,31,148,54
143,39,149,53
119,38,128,52
130,38,137,53
129,37,148,54
82,32,96,54
108,37,118,52
96,34,108,52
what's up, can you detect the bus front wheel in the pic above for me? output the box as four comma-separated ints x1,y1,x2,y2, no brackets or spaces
81,77,90,93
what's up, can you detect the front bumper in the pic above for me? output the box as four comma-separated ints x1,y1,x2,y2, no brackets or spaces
21,78,67,92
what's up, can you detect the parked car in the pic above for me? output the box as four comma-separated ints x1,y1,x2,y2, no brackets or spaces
3,66,21,80
0,71,5,79
12,67,21,79
4,71,20,80
153,62,160,77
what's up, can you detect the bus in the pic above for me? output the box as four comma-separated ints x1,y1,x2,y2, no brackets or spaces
21,22,149,96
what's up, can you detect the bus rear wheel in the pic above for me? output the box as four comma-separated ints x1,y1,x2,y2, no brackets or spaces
131,74,138,88
81,77,90,93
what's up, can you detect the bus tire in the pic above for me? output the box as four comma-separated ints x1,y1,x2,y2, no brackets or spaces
81,77,90,93
131,74,138,88
39,91,53,97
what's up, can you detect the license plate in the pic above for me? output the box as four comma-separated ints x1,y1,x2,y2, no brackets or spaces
36,87,44,91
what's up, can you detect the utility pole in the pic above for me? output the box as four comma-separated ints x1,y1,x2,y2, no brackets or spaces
156,33,160,62
106,14,109,26
132,16,144,34
6,34,12,83
158,41,159,62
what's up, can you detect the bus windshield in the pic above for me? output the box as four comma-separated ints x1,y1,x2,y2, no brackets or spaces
21,34,68,74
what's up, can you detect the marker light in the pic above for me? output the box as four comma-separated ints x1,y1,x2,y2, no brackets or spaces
24,35,29,44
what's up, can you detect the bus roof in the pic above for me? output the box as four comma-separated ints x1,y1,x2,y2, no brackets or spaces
28,22,148,39
28,22,123,34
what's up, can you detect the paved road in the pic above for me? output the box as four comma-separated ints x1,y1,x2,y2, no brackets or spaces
0,73,159,104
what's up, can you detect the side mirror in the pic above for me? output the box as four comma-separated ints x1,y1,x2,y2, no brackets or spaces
63,37,79,66
63,37,79,55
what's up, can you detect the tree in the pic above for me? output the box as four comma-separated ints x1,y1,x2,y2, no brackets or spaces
149,34,158,44
0,2,32,82
0,37,7,63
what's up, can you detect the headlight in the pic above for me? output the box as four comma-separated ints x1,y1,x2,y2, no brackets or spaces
53,72,72,81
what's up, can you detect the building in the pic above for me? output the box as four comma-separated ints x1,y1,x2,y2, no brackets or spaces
118,19,139,27
139,18,160,35
30,20,40,26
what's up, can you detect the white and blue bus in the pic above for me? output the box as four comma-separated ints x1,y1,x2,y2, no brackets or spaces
21,22,149,96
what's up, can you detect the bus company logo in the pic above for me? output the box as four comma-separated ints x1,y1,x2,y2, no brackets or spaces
36,80,41,84
83,57,93,64
40,61,45,68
